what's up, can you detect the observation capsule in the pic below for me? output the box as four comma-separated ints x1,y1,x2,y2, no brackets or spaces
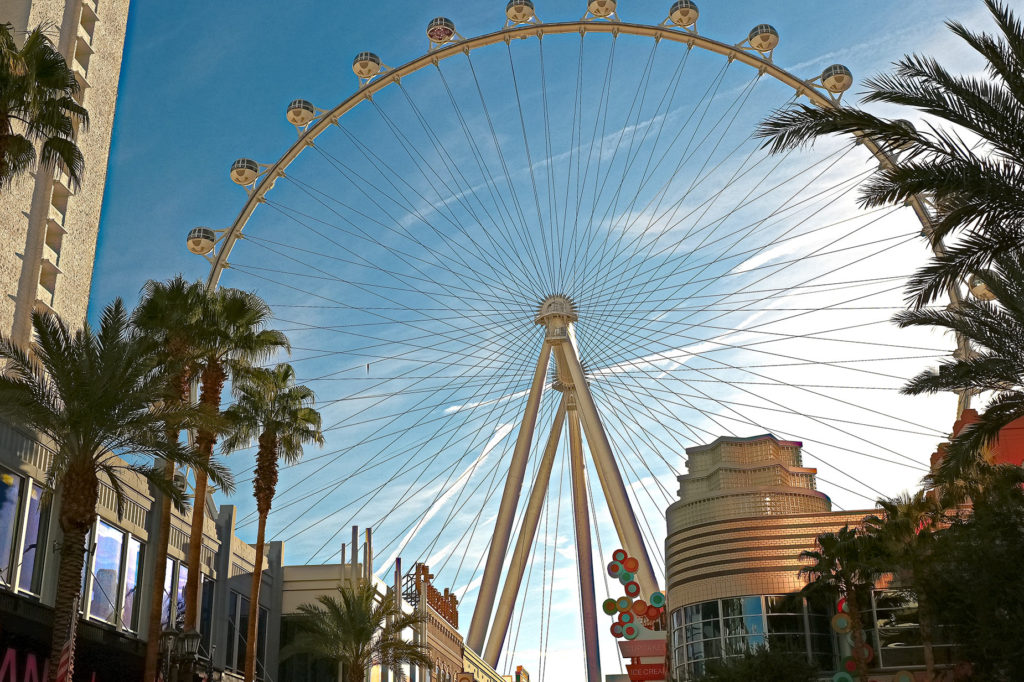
588,0,616,18
229,158,259,186
352,52,382,79
968,273,996,301
748,24,779,52
286,99,316,126
186,226,216,255
821,64,853,94
668,0,699,28
506,0,535,23
427,17,457,44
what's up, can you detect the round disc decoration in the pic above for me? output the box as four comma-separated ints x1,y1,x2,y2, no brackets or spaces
622,557,639,573
837,597,849,613
619,612,634,624
841,657,857,673
610,622,623,637
831,613,853,634
618,571,635,585
646,604,662,620
607,561,623,577
624,581,641,598
623,625,639,640
616,597,632,613
649,591,666,608
612,549,628,563
602,598,618,615
853,644,874,663
631,599,648,615
894,672,915,682
831,674,854,682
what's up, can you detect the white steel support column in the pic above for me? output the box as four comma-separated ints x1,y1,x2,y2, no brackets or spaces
483,397,568,667
567,400,602,682
467,342,552,653
555,342,660,596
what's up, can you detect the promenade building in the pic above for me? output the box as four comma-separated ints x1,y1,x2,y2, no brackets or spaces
0,0,130,347
665,434,868,680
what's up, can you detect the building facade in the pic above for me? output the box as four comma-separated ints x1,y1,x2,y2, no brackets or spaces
0,0,130,347
664,434,869,679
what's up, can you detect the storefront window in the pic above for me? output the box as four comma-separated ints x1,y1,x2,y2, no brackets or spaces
0,471,22,587
226,591,269,678
175,563,188,627
18,483,49,594
122,537,144,630
162,557,174,626
89,520,124,624
200,574,215,654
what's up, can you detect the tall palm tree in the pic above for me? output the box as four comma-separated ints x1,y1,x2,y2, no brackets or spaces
894,249,1024,485
284,581,432,682
755,0,1024,307
223,363,324,682
132,276,216,682
0,22,88,189
863,491,945,679
800,526,879,680
0,301,226,682
182,288,288,632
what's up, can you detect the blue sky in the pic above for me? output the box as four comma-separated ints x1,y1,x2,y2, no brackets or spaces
90,1,997,679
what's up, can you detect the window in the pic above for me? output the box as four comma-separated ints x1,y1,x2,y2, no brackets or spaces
122,537,144,630
18,482,49,594
89,520,124,624
175,563,188,627
0,471,22,587
162,557,174,626
200,575,215,654
227,591,269,678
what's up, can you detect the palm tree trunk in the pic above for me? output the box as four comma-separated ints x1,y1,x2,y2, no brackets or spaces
184,360,225,630
142,462,174,682
918,593,937,679
243,511,268,682
245,438,278,682
47,463,98,682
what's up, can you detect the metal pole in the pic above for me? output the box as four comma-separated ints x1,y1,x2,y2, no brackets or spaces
483,397,567,666
567,403,602,682
554,341,660,596
467,342,552,653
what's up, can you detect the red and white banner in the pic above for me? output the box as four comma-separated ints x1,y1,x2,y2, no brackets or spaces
618,638,667,658
625,662,667,682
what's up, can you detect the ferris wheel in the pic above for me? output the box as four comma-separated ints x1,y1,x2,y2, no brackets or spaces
184,1,965,678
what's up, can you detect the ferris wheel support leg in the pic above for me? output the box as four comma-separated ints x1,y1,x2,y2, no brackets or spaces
467,342,553,654
555,342,660,597
483,398,567,667
568,403,603,682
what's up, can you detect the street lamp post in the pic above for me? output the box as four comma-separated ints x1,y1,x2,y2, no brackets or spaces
160,627,203,681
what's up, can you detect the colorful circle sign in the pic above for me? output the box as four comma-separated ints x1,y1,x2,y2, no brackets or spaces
619,612,634,624
602,598,618,615
831,673,854,682
894,672,915,682
841,657,857,673
646,604,661,620
831,613,853,634
612,549,628,562
853,643,873,663
837,597,849,613
618,571,635,585
622,556,639,573
623,624,638,640
610,622,623,637
649,591,666,608
631,599,648,615
624,581,641,598
616,597,632,612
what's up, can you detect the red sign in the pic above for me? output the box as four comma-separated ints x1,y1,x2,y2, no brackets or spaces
618,639,666,658
625,662,667,682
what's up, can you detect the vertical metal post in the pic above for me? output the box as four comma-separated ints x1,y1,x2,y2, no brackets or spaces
351,526,359,583
483,397,567,666
567,403,602,682
555,342,660,596
365,528,373,582
467,342,552,653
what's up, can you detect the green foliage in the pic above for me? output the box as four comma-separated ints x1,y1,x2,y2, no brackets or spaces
755,0,1024,308
701,646,818,682
0,22,88,189
284,581,432,682
916,466,1024,680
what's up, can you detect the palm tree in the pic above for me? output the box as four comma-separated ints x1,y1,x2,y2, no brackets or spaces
223,363,324,682
863,491,945,679
132,276,216,682
894,249,1024,485
0,301,226,682
284,581,432,682
182,288,288,632
800,526,879,680
0,22,88,189
755,0,1024,308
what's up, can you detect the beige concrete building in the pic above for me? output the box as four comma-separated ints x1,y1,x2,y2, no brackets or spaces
665,434,868,679
0,0,130,345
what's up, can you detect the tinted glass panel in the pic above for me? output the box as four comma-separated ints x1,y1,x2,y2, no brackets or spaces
89,520,124,623
162,558,174,626
0,471,22,587
237,595,250,672
175,564,188,627
18,484,48,593
123,537,143,630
